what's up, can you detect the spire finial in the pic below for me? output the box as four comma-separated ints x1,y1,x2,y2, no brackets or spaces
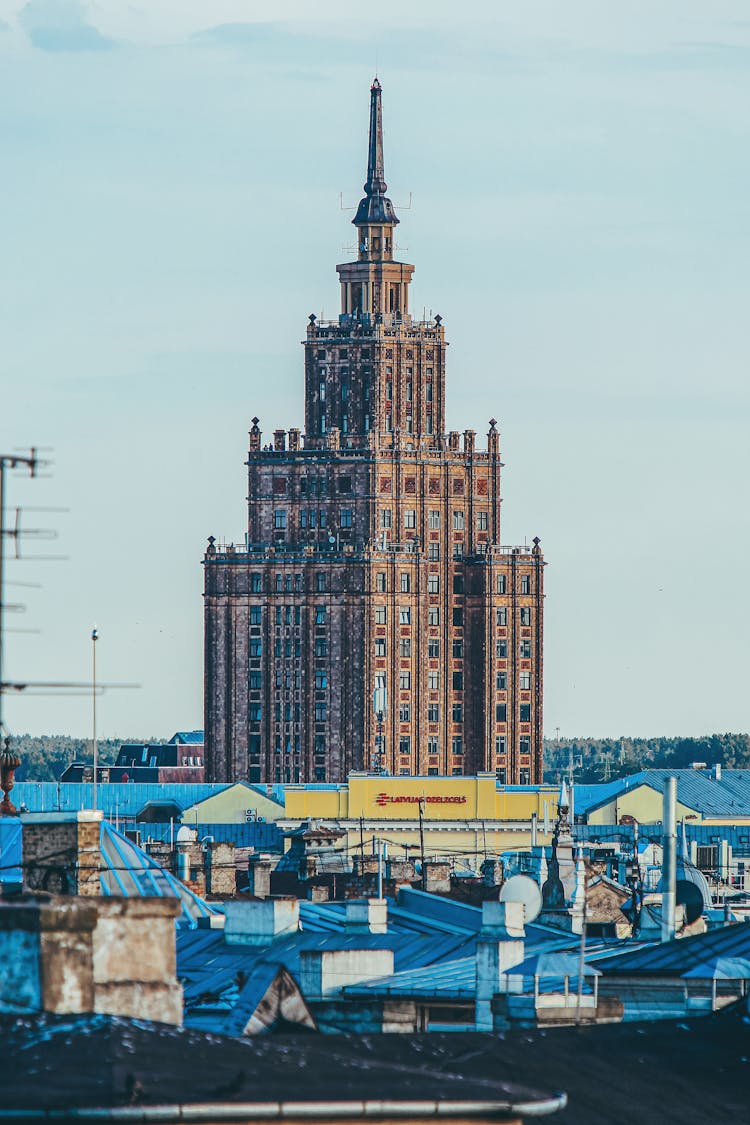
353,79,399,227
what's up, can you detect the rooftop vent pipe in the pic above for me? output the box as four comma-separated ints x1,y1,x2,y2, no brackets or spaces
661,776,677,943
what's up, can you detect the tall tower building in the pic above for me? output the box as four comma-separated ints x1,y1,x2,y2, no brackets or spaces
204,80,545,786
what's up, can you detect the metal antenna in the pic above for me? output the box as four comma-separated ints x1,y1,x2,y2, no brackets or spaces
0,449,42,740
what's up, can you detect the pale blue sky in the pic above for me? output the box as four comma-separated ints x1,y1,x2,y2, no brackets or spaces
1,2,748,740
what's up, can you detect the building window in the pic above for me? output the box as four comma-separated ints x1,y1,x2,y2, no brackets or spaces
400,573,411,593
428,542,439,560
425,416,433,434
399,703,411,722
520,737,531,755
275,574,283,592
520,671,531,690
315,703,327,722
251,573,262,593
452,607,463,627
452,736,463,756
427,736,439,755
274,509,287,530
376,572,386,592
429,510,440,529
399,671,411,690
399,638,412,657
399,736,411,755
496,703,507,722
520,704,531,722
386,414,393,432
249,671,261,689
428,607,440,626
496,672,507,690
496,768,507,784
315,605,327,625
386,380,393,400
452,671,463,691
250,607,262,625
404,509,416,529
249,704,261,722
520,607,532,626
496,575,506,594
452,510,465,530
250,640,262,657
375,606,387,624
521,575,530,594
399,607,411,625
315,669,327,690
453,542,464,559
520,768,531,785
520,639,532,658
496,607,507,627
428,704,439,722
340,508,353,528
495,736,506,755
406,381,412,401
316,573,327,592
381,508,392,529
451,638,463,660
315,638,327,657
375,638,386,657
428,639,439,658
426,382,433,402
427,573,439,594
452,703,463,724
428,670,439,690
477,511,488,530
496,639,507,658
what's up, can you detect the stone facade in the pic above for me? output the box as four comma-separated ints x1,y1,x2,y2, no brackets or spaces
204,79,545,786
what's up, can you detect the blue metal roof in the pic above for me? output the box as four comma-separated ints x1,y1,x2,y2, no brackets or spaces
0,820,22,884
594,920,750,976
169,731,205,744
576,770,750,819
100,822,216,928
12,782,229,819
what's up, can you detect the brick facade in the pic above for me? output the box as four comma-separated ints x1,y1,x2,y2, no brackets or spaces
204,80,545,786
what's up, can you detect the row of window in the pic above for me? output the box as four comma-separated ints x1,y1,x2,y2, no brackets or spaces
274,508,355,530
380,509,486,531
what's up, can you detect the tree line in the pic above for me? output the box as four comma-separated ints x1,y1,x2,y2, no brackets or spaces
542,732,750,785
7,731,750,784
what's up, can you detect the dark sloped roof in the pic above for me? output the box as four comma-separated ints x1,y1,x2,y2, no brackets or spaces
2,1008,748,1124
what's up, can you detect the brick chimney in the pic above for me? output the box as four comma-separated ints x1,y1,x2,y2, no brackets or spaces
21,811,103,896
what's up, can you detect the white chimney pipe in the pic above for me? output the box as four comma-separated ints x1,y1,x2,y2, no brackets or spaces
661,776,677,943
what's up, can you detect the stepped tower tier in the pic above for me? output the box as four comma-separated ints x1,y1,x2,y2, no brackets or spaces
204,79,546,787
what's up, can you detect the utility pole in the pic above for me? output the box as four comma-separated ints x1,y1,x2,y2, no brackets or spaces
418,795,426,891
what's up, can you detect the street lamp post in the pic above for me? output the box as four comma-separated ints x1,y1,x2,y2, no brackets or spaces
91,626,98,811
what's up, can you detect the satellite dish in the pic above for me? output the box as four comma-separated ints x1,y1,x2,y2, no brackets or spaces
676,879,704,926
176,825,197,845
499,874,542,923
328,534,336,545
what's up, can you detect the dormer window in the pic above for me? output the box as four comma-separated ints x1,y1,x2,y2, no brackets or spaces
372,236,381,251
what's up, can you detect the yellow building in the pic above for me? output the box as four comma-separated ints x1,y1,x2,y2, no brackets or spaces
181,782,286,826
279,773,558,862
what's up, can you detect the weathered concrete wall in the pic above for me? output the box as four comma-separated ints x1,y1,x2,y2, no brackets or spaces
300,947,394,997
22,812,103,896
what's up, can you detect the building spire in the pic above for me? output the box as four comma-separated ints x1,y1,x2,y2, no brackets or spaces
354,78,399,227
366,77,387,196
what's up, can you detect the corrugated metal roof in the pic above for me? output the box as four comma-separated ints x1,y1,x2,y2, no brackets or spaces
100,822,215,928
576,770,750,819
13,782,228,818
594,920,750,976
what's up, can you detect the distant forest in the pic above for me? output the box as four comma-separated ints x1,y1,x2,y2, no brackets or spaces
543,733,750,785
7,731,750,784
